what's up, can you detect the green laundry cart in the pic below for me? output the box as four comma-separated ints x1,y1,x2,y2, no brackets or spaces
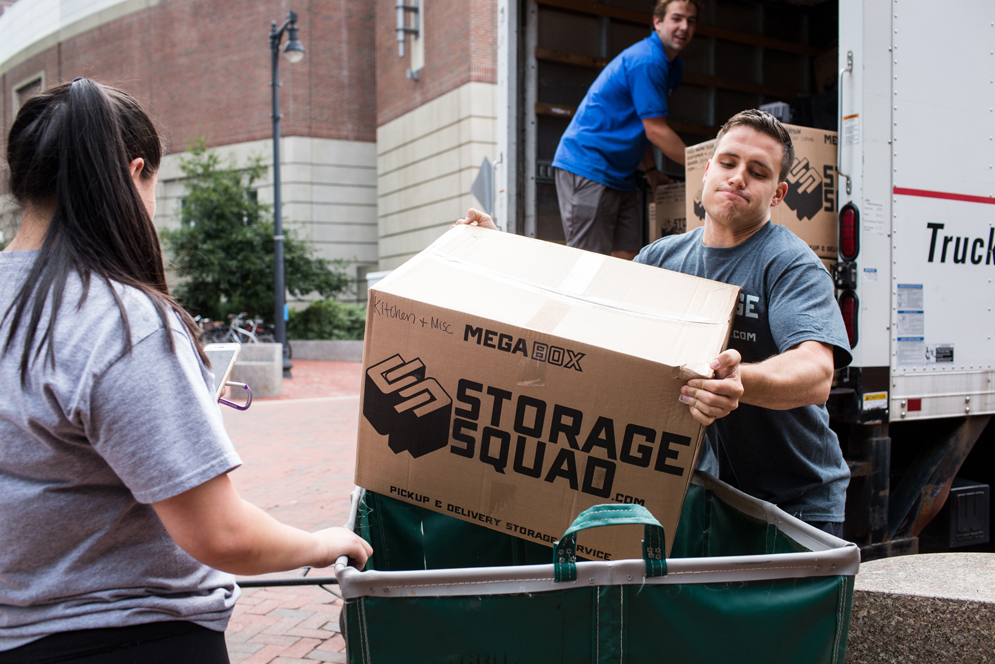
334,471,860,664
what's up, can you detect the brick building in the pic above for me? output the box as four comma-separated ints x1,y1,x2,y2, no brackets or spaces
0,0,500,290
0,0,381,297
375,0,498,270
3,0,838,286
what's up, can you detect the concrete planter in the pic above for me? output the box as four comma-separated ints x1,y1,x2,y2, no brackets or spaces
288,340,364,362
229,343,283,398
846,552,995,663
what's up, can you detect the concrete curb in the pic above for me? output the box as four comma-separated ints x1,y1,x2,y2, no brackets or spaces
289,340,364,362
230,343,283,398
847,552,995,663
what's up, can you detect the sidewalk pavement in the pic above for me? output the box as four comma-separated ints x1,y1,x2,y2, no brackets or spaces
220,360,364,664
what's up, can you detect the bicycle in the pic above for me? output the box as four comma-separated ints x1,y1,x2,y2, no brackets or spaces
208,313,271,345
196,314,290,357
195,316,229,344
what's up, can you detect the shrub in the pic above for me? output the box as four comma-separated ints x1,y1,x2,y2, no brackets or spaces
288,298,366,340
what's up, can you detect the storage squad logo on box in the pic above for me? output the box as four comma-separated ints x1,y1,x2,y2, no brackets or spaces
363,354,453,458
364,350,695,501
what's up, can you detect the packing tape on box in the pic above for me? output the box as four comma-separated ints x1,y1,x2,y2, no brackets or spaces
675,363,709,382
517,356,547,387
523,248,597,329
525,300,572,332
516,299,574,387
557,252,603,295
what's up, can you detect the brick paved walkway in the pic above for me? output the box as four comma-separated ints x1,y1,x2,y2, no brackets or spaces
220,360,364,663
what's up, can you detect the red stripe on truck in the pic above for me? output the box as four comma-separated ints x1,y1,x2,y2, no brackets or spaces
893,187,995,205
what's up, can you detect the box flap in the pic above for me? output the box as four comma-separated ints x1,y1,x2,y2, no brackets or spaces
375,226,739,375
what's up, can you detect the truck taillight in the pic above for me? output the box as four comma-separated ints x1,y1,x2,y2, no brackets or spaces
839,290,858,348
839,203,860,260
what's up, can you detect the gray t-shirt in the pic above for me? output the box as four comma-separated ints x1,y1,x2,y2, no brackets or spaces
0,250,242,651
636,223,851,522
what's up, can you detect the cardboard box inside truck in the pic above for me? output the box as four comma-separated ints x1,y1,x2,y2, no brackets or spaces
649,183,687,241
683,124,839,259
355,225,739,560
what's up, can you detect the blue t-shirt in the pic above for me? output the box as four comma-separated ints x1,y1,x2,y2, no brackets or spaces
635,223,852,522
552,33,683,191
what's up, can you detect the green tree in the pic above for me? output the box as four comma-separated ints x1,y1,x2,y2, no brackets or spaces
162,143,350,322
287,299,366,340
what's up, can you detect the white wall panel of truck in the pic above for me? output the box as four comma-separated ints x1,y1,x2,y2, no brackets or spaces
841,0,995,420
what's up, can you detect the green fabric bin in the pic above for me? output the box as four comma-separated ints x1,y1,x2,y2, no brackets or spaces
335,471,859,664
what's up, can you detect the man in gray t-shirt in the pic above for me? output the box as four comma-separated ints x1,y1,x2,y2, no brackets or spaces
454,110,851,532
635,110,851,532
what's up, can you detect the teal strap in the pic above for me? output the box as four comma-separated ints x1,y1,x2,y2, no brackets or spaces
553,503,668,582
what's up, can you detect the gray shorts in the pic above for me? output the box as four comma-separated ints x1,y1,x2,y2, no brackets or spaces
555,168,641,255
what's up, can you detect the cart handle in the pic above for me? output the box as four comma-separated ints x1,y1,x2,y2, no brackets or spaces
219,382,252,411
553,503,667,583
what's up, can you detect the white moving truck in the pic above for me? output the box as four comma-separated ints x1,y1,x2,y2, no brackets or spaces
494,0,994,559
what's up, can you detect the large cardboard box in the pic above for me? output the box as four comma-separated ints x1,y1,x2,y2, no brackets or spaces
649,183,687,242
355,226,739,560
684,124,839,258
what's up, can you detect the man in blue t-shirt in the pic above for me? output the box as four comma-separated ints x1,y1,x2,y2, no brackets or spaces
635,110,852,536
552,0,698,260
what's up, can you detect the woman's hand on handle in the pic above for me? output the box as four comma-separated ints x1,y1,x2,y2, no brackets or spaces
311,527,374,570
153,473,372,576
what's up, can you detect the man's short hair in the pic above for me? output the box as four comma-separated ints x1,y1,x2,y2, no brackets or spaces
653,0,702,22
714,109,796,183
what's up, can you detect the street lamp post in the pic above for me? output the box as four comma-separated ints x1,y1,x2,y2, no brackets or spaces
270,10,305,378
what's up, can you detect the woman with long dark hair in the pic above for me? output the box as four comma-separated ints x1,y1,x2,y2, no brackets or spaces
0,79,371,662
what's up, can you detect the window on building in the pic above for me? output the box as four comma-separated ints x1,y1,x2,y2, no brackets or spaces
12,73,44,117
409,0,425,76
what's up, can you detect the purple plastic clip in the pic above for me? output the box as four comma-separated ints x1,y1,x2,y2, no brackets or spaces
219,382,253,411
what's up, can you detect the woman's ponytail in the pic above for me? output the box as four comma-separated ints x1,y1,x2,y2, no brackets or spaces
3,79,207,384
